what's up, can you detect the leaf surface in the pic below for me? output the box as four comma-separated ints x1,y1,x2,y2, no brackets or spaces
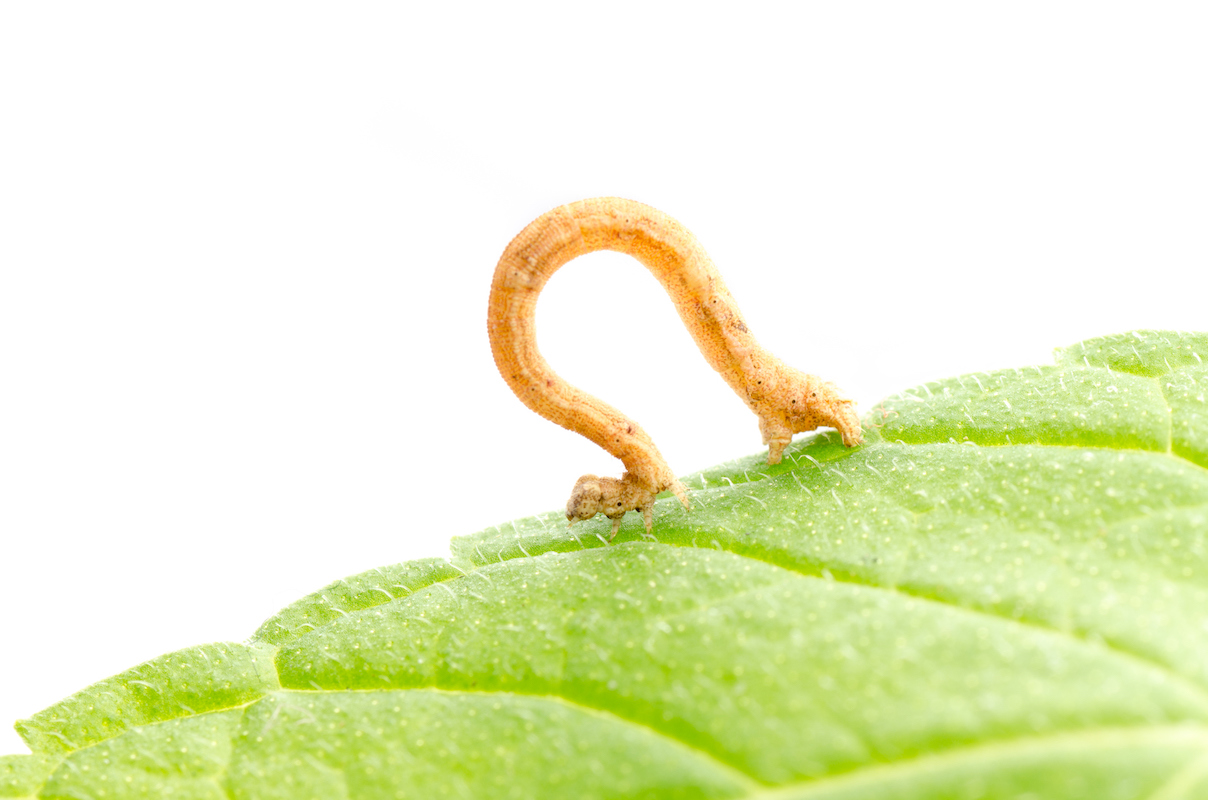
11,330,1208,799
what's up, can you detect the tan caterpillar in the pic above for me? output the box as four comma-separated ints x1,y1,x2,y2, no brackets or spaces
488,198,862,538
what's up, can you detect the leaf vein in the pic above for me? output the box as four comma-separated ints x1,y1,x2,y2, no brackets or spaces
283,686,765,792
660,541,1208,706
743,724,1208,799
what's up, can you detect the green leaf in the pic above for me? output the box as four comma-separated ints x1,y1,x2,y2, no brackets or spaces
0,754,56,799
11,329,1208,799
250,558,473,647
15,643,279,759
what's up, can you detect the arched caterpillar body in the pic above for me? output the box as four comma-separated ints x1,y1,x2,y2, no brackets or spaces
488,198,862,538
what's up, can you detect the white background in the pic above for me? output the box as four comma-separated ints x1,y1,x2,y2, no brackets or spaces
1,3,1205,754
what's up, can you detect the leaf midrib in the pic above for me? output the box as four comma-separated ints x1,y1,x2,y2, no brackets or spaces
745,723,1208,799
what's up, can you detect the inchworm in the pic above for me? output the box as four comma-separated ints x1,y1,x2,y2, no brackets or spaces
488,198,862,538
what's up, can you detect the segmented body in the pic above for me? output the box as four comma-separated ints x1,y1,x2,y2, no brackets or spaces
488,198,862,537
